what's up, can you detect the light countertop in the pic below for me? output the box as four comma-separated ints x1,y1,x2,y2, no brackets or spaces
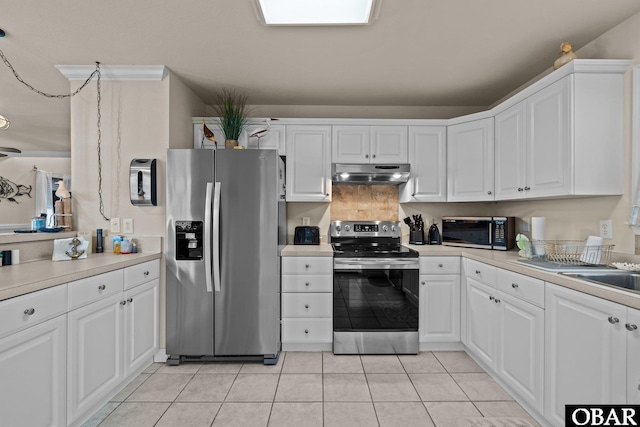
0,252,161,301
282,243,334,257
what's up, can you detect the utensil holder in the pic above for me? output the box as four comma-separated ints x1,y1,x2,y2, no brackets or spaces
410,230,425,245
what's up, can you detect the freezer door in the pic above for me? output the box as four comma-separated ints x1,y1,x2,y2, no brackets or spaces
166,149,215,356
214,149,280,356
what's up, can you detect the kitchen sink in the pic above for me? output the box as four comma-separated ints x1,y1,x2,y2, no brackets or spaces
561,271,640,294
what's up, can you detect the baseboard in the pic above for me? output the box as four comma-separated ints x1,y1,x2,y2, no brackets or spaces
419,341,464,351
154,348,168,363
282,342,332,351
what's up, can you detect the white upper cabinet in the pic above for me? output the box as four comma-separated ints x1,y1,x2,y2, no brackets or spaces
447,118,495,201
245,123,286,154
495,62,627,200
286,125,332,202
332,125,408,164
400,126,447,202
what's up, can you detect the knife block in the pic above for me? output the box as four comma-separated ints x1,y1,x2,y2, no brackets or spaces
409,230,425,245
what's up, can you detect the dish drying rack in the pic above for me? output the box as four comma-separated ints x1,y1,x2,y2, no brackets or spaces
531,240,614,265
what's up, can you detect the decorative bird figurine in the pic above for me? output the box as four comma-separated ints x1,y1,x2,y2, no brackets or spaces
202,120,217,147
55,180,70,199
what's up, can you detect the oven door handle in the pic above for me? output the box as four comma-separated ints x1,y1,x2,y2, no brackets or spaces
334,258,419,270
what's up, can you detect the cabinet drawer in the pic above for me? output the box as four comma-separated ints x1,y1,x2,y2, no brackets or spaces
0,284,68,338
68,269,123,310
282,275,333,292
282,318,332,342
282,257,333,275
465,258,497,285
124,259,160,290
282,293,332,317
420,256,460,274
497,269,544,308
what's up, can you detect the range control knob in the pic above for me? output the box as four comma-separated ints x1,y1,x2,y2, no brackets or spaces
335,225,341,232
391,225,396,232
344,225,351,232
382,225,388,232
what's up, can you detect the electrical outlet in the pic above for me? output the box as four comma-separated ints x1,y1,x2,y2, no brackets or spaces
302,217,310,226
521,220,530,232
123,218,133,234
600,219,613,239
110,218,121,233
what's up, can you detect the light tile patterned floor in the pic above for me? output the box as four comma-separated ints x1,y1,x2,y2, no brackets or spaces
83,351,540,427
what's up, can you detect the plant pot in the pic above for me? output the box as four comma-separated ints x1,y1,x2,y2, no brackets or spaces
225,139,238,149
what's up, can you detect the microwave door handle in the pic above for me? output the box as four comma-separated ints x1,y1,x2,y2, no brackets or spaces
204,182,213,293
212,182,221,292
489,221,493,246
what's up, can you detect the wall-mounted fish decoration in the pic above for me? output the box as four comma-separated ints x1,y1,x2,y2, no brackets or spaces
0,176,32,204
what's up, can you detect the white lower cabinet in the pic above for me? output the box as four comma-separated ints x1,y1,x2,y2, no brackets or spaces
419,256,461,344
0,314,67,427
67,293,124,423
627,307,640,404
281,256,333,350
66,260,159,426
464,262,544,414
545,283,630,426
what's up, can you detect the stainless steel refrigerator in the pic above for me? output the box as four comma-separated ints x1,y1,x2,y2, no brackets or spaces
166,149,286,365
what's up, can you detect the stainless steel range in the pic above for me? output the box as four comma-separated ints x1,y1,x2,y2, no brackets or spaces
331,220,419,355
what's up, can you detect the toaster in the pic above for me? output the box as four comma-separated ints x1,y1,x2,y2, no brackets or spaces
294,226,320,245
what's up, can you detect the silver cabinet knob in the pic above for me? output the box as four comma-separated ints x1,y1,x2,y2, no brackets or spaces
304,329,309,334
365,154,369,159
518,188,524,192
372,154,376,158
421,281,426,285
487,191,492,195
438,264,443,268
98,284,106,291
24,308,35,316
626,323,638,331
304,304,309,309
524,186,531,191
305,282,310,287
120,300,127,305
305,264,310,269
512,283,518,288
475,270,481,275
489,296,494,301
608,316,620,324
144,271,150,276
411,193,416,197
127,298,133,303
494,298,501,303
326,193,330,197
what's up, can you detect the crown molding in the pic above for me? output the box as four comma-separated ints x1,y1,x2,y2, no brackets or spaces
56,65,167,81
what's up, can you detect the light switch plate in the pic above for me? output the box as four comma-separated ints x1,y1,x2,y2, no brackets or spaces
123,218,134,234
302,217,310,226
110,218,121,233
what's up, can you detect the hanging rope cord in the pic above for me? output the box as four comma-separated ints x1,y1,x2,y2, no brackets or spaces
0,50,110,221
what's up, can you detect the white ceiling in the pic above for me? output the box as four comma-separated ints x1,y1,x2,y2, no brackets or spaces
1,0,640,152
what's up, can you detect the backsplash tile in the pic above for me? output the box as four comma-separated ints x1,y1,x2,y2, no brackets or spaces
331,185,398,221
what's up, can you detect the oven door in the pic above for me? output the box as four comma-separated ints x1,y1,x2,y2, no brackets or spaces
333,257,419,354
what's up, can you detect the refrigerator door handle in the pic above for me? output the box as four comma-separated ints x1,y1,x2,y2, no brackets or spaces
204,182,213,293
212,181,222,292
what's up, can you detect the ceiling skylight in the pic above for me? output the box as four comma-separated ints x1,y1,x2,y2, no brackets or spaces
256,0,378,26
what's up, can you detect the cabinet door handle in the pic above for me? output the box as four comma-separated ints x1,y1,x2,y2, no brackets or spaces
421,281,426,285
120,300,127,306
475,270,481,275
487,191,492,195
304,329,309,334
24,308,35,316
365,154,369,159
305,264,310,269
438,264,443,268
626,323,638,331
524,186,531,191
489,295,494,301
304,304,309,309
144,271,150,276
372,154,376,159
127,298,133,303
494,298,501,303
608,316,620,324
511,283,518,288
98,284,106,291
518,188,523,192
305,282,310,287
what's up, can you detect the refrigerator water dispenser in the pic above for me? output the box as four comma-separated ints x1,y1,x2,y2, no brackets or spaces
175,221,203,260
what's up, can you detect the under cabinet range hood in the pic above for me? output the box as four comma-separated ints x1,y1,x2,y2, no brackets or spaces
332,163,410,185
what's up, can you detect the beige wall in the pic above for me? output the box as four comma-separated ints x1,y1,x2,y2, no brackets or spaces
70,71,206,349
0,157,70,228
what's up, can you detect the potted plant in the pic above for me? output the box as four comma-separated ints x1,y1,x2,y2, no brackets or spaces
212,88,251,149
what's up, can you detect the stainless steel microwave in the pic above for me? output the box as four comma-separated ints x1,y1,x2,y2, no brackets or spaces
441,217,515,250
